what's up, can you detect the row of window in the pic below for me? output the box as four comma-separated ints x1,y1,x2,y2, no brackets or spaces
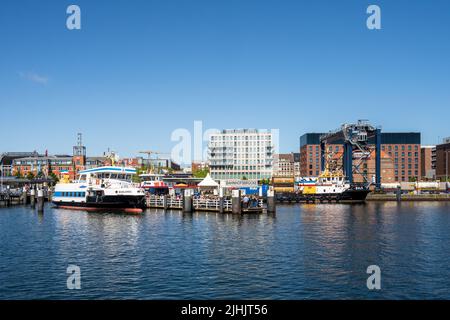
305,144,420,153
395,164,419,169
210,135,271,141
14,160,72,165
395,171,419,176
382,145,419,152
58,192,85,197
209,142,271,147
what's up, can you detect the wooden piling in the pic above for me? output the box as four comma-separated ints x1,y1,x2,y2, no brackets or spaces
183,189,193,213
267,187,276,213
21,187,27,205
30,189,36,208
163,195,169,210
37,189,44,212
396,186,402,202
231,189,241,214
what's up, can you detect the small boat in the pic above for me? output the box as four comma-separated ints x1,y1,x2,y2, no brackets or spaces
52,166,147,213
139,173,169,195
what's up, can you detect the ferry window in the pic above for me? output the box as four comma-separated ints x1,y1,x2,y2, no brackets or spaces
110,174,117,179
104,173,110,179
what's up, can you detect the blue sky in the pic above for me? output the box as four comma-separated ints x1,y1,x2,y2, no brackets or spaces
1,0,449,159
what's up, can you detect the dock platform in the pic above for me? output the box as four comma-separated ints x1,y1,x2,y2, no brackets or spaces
146,195,265,213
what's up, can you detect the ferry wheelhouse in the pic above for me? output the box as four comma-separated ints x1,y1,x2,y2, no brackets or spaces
52,166,146,213
139,173,169,195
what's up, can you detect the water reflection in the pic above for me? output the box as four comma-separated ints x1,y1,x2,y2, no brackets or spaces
1,202,450,299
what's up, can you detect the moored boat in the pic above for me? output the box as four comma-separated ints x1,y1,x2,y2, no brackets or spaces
52,166,146,213
298,169,370,202
139,173,169,195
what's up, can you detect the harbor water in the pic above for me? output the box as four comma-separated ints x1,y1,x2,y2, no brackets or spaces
1,202,450,299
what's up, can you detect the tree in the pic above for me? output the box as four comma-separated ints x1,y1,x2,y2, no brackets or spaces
49,172,59,183
193,168,209,178
26,172,35,180
14,171,23,179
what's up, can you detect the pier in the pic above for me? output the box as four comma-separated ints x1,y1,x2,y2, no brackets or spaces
146,195,266,214
0,190,26,207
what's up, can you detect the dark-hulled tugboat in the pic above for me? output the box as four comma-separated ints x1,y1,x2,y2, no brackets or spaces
52,166,146,213
298,168,370,202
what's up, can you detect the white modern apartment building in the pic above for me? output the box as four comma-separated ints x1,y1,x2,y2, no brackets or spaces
208,129,274,180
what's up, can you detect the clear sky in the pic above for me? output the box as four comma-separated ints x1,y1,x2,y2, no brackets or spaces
1,0,449,161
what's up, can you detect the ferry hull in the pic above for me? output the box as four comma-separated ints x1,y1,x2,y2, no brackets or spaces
52,195,147,213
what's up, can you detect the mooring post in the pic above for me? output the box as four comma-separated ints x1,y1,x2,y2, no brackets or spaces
30,188,36,208
163,195,168,210
5,191,11,207
37,189,44,212
183,189,193,213
267,187,276,213
231,189,241,214
218,187,224,213
396,186,402,202
21,187,27,205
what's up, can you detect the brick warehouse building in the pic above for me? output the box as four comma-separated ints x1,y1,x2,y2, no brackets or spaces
300,132,421,182
421,146,436,180
435,140,450,181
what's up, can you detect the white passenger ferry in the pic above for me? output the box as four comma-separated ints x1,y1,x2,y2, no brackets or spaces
52,166,146,213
